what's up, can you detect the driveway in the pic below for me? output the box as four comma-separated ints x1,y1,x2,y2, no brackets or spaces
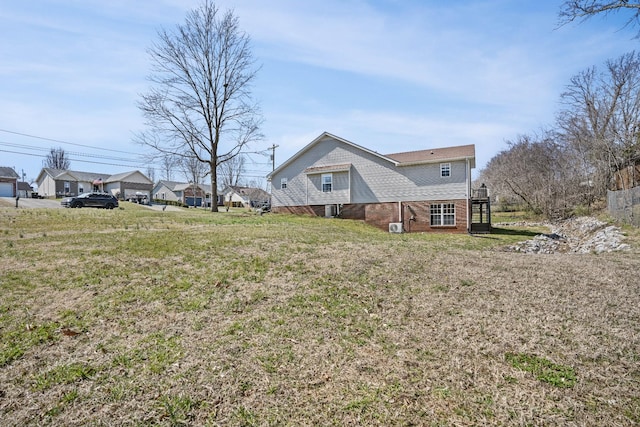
0,197,63,209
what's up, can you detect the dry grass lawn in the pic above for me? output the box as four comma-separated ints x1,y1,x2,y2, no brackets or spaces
0,204,639,426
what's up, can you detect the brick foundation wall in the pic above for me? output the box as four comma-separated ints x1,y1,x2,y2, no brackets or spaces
273,199,470,233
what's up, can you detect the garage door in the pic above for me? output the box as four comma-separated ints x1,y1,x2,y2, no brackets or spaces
0,182,13,197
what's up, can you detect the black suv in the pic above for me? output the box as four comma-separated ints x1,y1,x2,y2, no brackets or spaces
61,192,119,209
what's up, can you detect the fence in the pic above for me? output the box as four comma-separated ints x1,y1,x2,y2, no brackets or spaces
607,186,640,227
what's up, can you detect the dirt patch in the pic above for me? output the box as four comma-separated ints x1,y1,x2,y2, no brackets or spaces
501,216,630,254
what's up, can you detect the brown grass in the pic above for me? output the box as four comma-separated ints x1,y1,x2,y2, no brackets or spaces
0,206,639,426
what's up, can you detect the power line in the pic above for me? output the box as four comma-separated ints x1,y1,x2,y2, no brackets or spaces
0,141,144,164
0,148,151,169
0,128,142,155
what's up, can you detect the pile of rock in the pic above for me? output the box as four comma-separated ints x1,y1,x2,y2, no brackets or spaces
501,217,630,254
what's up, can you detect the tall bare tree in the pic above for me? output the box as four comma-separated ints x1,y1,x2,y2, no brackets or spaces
137,0,263,212
559,1,640,35
43,147,70,170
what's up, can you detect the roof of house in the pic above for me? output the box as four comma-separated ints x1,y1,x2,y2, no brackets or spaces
155,180,183,191
267,132,476,179
37,168,152,184
105,170,152,184
38,168,111,182
385,145,476,166
0,167,20,179
17,182,33,191
223,185,270,199
156,180,213,193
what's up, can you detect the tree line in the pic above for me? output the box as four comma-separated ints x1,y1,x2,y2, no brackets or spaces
478,2,640,219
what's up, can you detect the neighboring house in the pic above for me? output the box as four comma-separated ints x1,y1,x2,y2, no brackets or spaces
221,185,270,208
35,168,153,200
153,180,220,207
17,182,34,198
267,132,477,233
0,166,20,197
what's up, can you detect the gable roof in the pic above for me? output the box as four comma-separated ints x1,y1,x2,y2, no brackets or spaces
105,170,152,184
17,182,33,191
155,180,183,191
268,132,397,179
0,167,20,179
267,132,475,179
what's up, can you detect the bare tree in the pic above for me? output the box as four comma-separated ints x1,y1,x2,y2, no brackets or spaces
559,1,640,35
160,154,177,181
137,0,263,212
558,51,640,192
43,147,70,170
480,131,585,219
218,154,245,188
145,166,156,183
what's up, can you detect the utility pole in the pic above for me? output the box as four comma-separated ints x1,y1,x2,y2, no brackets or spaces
269,144,278,171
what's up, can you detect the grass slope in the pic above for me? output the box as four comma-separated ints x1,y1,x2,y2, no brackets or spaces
0,206,639,426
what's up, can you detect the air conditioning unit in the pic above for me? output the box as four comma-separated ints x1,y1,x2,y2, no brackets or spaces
325,204,337,218
389,222,403,233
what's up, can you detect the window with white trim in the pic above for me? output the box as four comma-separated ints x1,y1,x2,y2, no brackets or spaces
78,185,84,194
321,173,332,192
64,181,70,193
430,203,455,226
281,177,287,189
440,163,451,177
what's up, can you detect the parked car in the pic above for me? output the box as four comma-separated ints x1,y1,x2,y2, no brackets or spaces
61,192,119,209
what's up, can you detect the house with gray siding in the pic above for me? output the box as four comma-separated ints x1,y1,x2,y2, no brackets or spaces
35,168,153,200
267,132,476,233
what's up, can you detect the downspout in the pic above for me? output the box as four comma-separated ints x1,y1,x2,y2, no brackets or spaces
398,201,403,225
348,167,351,203
466,158,470,233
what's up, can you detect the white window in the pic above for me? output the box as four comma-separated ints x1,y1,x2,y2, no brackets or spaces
281,178,287,189
430,203,455,226
78,185,84,194
64,181,70,193
321,173,332,192
440,163,451,178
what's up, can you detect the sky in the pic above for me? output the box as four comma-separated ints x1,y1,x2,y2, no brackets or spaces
0,0,638,187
